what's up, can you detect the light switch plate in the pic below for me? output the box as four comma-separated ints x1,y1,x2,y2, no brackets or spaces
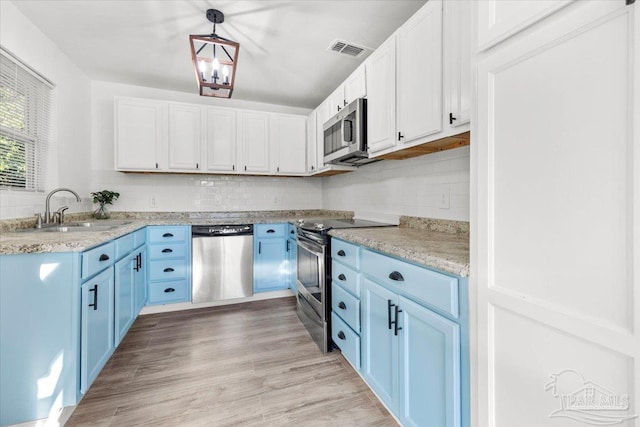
437,184,450,209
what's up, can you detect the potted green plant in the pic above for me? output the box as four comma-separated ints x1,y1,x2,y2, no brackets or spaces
91,190,120,219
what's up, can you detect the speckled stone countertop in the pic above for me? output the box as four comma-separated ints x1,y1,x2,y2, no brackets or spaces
329,216,470,277
0,210,352,255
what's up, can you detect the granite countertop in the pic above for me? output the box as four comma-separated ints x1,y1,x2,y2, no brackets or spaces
329,217,469,277
0,210,351,255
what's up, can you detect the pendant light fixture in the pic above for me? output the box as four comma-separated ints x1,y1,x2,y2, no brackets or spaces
189,9,239,98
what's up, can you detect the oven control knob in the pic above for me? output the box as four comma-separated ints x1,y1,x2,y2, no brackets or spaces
297,219,304,225
315,223,324,229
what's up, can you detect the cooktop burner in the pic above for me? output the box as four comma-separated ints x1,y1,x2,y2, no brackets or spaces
297,218,394,234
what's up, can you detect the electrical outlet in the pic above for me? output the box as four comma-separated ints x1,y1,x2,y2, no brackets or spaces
150,196,157,208
437,185,450,209
273,196,281,205
214,195,222,205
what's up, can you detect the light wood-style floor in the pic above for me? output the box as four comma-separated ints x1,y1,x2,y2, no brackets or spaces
67,297,398,426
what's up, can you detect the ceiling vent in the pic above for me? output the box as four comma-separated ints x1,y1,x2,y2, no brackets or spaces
327,39,370,58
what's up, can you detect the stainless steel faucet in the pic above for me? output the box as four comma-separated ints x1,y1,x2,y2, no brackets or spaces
44,188,81,224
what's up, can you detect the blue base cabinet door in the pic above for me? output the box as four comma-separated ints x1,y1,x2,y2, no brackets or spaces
134,248,146,312
254,224,288,292
362,278,399,413
399,295,461,427
114,252,136,346
80,268,115,394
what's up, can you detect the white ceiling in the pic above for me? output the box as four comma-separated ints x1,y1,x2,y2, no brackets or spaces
12,0,427,109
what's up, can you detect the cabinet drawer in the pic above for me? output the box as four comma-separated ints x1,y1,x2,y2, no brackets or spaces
115,233,134,260
332,283,360,332
255,223,286,238
148,260,187,281
82,242,116,280
332,261,360,297
331,239,360,270
362,249,459,318
148,243,188,260
133,228,146,247
148,280,189,304
331,312,360,370
148,226,188,243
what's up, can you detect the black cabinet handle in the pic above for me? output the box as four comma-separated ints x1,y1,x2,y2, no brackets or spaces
244,165,247,171
196,163,199,169
88,285,98,310
389,271,404,282
337,250,346,257
162,233,174,238
258,241,262,254
232,165,235,171
99,254,109,262
286,240,290,252
163,267,175,273
155,162,158,169
394,305,403,336
161,248,173,253
449,112,457,125
134,254,140,272
338,273,346,281
398,132,405,141
267,229,275,233
338,301,346,310
164,288,175,293
387,299,394,330
337,331,346,340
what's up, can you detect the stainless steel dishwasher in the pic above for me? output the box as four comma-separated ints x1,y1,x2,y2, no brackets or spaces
191,224,253,303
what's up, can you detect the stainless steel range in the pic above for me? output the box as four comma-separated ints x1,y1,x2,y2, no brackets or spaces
294,218,393,353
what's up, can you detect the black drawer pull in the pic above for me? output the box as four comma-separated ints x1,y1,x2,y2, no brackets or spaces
389,271,404,281
267,229,275,233
162,233,174,238
337,250,346,257
99,254,109,262
338,301,346,310
290,230,294,234
164,288,175,293
163,267,175,273
338,273,346,281
161,248,173,253
88,285,98,310
337,331,346,340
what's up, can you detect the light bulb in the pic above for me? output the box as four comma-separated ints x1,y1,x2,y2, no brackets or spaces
222,66,230,85
198,60,207,73
212,57,220,71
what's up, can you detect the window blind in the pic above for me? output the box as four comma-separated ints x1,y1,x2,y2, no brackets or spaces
0,48,52,191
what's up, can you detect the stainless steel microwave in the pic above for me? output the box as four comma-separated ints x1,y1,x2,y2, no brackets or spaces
323,98,376,166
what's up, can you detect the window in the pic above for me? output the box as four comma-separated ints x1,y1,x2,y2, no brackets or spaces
0,48,52,191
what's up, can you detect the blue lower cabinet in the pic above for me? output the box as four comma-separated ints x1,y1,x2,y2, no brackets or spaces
399,296,461,427
254,224,289,292
146,225,191,305
0,253,80,426
133,248,146,312
114,252,136,346
80,267,115,394
362,278,400,414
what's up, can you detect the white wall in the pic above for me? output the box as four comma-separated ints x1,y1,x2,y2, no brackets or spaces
0,1,93,220
90,81,322,213
322,146,470,221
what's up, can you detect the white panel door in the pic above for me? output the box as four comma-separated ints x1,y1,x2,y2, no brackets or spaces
203,107,237,172
327,86,345,116
474,2,638,427
444,0,471,128
306,110,318,173
270,114,306,174
239,111,269,173
366,36,397,154
476,0,574,52
397,0,443,145
344,64,367,105
114,98,164,171
167,103,201,171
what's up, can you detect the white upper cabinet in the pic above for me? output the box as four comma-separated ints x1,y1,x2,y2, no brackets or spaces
396,0,443,144
270,113,307,174
239,111,270,173
444,0,471,128
327,86,345,117
306,109,318,173
167,103,201,171
203,107,237,172
476,0,574,52
366,36,397,154
114,97,164,171
343,64,367,105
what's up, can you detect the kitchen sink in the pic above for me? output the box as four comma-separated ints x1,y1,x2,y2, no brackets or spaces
18,221,133,233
